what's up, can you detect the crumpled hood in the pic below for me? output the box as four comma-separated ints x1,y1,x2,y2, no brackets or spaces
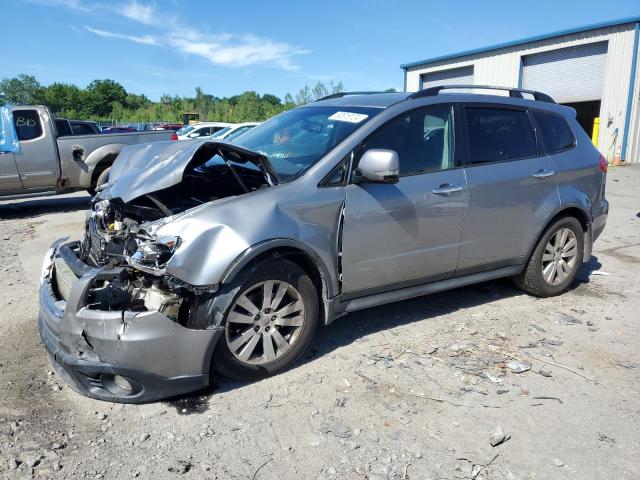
102,139,278,203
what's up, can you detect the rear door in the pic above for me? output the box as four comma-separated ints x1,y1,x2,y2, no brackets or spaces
0,151,21,191
457,104,560,274
341,104,468,295
0,109,22,191
12,108,61,189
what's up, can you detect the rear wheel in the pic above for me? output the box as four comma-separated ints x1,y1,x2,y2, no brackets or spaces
213,259,319,380
514,216,584,297
88,166,111,196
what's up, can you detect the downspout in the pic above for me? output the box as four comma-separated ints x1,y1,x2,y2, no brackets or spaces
403,68,407,92
621,22,639,161
517,56,524,88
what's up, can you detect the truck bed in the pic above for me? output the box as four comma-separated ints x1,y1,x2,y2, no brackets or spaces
56,130,173,190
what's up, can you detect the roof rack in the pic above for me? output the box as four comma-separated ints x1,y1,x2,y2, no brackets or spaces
315,91,386,102
408,85,555,103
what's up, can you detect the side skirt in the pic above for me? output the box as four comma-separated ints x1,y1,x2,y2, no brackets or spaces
330,265,523,317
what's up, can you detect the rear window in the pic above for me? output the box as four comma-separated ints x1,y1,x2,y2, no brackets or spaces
13,109,43,141
465,108,537,164
533,111,575,154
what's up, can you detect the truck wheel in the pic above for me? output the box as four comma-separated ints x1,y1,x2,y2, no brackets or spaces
212,259,319,380
88,166,111,196
514,216,584,297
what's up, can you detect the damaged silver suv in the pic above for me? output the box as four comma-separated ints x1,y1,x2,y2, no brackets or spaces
39,86,608,402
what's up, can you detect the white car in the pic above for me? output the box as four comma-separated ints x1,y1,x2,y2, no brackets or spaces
210,122,260,142
176,122,232,140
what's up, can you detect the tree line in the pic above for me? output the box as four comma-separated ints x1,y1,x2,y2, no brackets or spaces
0,74,364,124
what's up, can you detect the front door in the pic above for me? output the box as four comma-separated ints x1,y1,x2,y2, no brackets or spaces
457,105,560,272
341,104,467,295
12,108,60,189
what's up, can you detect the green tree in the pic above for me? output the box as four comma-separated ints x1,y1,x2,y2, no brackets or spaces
1,73,347,124
0,74,44,104
84,79,127,117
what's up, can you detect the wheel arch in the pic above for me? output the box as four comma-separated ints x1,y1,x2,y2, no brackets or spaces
221,239,336,325
80,143,125,188
525,205,591,264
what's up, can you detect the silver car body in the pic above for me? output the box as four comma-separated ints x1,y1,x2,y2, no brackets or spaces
39,90,608,402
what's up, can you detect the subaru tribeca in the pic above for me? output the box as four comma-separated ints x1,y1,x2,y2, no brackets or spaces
39,85,608,402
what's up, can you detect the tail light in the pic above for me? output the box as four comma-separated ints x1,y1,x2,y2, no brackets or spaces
170,133,178,141
598,154,607,173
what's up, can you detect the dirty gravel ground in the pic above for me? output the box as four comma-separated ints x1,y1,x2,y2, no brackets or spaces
1,168,639,480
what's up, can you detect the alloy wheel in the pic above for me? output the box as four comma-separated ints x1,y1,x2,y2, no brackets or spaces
541,227,578,285
225,280,305,365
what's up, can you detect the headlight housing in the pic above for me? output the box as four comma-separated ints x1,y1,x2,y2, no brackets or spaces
128,236,180,273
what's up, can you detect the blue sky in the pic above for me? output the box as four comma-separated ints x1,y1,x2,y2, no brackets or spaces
2,0,639,100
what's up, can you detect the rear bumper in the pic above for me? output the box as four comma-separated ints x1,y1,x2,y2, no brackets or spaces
38,240,222,403
592,198,608,243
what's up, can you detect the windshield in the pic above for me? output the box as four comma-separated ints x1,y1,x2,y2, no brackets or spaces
210,126,231,138
177,125,195,136
234,106,381,181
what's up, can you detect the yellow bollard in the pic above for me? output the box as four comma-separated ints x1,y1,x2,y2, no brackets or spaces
591,117,600,147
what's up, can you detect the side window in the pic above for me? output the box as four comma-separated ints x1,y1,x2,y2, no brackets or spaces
533,111,575,154
13,109,43,141
55,119,72,137
321,158,349,187
465,107,537,164
363,105,455,175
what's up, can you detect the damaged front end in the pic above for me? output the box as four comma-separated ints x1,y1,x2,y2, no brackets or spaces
38,238,222,403
38,141,275,403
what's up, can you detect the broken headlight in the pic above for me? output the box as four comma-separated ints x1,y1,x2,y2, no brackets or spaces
128,236,181,273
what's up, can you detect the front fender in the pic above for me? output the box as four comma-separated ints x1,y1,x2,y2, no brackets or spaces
221,238,336,299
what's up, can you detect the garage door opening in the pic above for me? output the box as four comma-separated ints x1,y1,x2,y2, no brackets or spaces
522,41,608,142
561,100,601,136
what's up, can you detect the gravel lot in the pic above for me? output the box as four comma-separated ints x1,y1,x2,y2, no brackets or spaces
1,168,639,480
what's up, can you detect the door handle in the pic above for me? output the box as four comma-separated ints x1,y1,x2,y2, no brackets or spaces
432,183,463,195
532,169,556,178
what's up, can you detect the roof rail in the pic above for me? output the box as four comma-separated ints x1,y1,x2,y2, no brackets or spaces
315,91,386,102
408,85,556,103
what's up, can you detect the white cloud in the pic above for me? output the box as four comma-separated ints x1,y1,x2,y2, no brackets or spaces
120,0,156,25
84,26,158,45
169,32,309,70
27,0,88,11
65,0,309,70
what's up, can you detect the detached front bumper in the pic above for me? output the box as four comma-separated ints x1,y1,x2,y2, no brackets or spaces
38,240,222,403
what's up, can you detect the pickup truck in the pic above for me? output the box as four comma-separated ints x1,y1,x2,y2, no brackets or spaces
0,105,173,197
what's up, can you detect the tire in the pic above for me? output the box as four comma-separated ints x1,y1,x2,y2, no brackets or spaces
88,166,111,196
514,216,584,297
211,258,319,380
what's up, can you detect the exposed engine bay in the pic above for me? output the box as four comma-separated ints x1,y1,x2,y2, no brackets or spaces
74,141,275,326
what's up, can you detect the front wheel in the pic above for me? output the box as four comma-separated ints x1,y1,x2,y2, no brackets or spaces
514,216,584,297
213,259,319,380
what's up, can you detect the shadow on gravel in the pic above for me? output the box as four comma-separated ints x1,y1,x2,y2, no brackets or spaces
0,194,91,219
167,257,600,411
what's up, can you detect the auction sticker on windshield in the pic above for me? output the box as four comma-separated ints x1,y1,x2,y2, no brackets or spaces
328,111,369,123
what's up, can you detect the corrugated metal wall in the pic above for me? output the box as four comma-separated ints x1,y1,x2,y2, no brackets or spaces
405,24,640,163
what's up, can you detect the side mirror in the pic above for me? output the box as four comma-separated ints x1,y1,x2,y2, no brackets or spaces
355,149,400,184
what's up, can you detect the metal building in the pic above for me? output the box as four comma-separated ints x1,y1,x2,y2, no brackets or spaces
401,16,640,164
